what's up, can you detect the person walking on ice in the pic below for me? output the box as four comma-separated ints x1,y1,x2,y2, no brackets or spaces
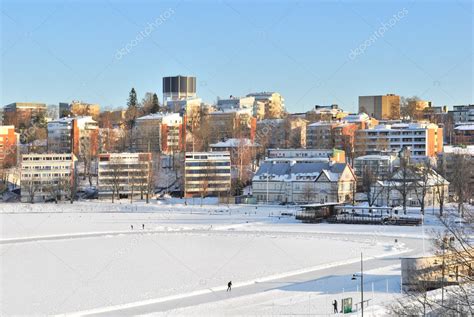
332,299,338,313
227,281,232,292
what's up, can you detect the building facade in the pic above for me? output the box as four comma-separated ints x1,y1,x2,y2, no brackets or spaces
47,116,99,158
20,153,77,203
210,138,259,184
266,148,346,163
163,75,197,102
305,104,347,122
439,145,474,197
252,161,356,204
358,94,400,120
0,125,19,168
184,152,231,197
306,122,340,149
449,104,474,123
59,101,100,120
246,92,285,119
207,109,256,144
133,113,185,153
353,155,398,179
3,102,47,130
372,168,449,207
354,123,443,160
453,124,474,145
97,153,152,199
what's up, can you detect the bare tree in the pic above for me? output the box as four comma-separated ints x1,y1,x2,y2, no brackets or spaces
44,178,62,203
413,164,432,215
392,153,415,215
129,169,135,204
79,136,93,186
200,178,208,207
389,100,401,120
23,180,39,203
60,171,77,204
146,160,155,203
401,96,421,120
435,157,447,216
392,213,474,316
450,153,472,217
361,164,384,208
390,276,437,316
302,183,315,204
432,218,474,316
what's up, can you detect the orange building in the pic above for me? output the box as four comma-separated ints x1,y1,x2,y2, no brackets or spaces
0,125,19,168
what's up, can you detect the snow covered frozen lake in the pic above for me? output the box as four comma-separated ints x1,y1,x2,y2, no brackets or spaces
0,200,429,315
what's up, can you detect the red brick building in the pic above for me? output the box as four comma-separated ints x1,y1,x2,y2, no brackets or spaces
0,125,19,168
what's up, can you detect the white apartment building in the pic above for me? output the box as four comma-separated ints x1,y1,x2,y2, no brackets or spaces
184,152,231,197
252,161,356,204
267,148,334,160
97,153,152,199
355,123,443,161
353,155,399,179
449,104,474,123
20,153,77,203
217,96,255,111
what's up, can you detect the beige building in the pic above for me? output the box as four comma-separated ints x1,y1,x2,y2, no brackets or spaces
20,153,77,203
60,101,100,120
207,108,256,144
401,251,473,291
247,92,285,119
305,105,348,122
359,94,400,120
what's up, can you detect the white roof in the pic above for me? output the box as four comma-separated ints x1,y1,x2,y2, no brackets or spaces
137,112,181,121
454,125,474,131
211,138,258,148
344,113,370,122
307,121,339,127
443,145,474,155
355,154,395,161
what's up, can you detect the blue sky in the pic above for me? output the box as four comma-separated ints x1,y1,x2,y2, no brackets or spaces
1,0,472,113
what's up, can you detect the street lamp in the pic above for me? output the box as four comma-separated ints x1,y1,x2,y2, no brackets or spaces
351,252,364,317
